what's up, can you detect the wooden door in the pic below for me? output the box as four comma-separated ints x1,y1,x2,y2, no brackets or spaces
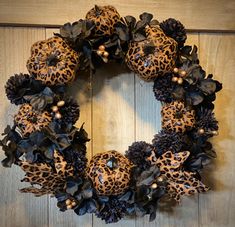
0,1,234,226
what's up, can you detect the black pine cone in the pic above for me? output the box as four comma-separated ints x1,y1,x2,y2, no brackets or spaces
5,73,30,105
54,96,80,125
152,130,186,156
153,73,175,103
96,198,127,223
126,141,154,171
160,18,187,48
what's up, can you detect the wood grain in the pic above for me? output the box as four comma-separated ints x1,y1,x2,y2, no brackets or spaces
0,0,235,31
0,18,235,227
198,33,235,227
0,27,48,227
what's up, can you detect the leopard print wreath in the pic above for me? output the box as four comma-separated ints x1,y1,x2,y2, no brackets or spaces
1,5,222,224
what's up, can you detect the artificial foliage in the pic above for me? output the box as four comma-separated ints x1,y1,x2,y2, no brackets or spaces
0,4,222,224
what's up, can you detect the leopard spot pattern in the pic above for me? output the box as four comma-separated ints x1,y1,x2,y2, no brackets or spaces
27,36,79,86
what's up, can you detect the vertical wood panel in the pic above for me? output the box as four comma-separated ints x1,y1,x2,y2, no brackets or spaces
0,26,234,227
0,27,48,227
92,64,136,226
198,33,235,227
0,0,235,31
45,28,93,227
135,33,200,227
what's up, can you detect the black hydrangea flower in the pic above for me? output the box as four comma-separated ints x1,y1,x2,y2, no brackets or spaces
160,18,187,48
126,141,154,170
195,108,218,133
152,130,188,156
130,165,166,221
171,46,222,109
0,125,22,167
96,197,127,223
114,12,158,42
153,73,175,102
59,19,95,51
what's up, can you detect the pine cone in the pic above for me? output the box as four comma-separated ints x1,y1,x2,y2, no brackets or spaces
160,18,187,48
53,95,80,125
5,73,31,105
153,73,175,103
152,130,186,156
126,141,153,171
96,198,127,223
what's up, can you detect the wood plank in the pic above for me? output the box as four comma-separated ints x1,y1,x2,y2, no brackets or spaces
91,63,136,226
198,33,235,227
0,0,235,31
45,28,93,227
135,33,200,227
0,27,48,227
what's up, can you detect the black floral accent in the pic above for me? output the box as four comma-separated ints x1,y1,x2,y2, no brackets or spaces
5,74,44,105
152,130,188,156
195,108,218,134
160,18,187,48
126,141,154,170
153,73,175,103
96,197,127,223
172,46,222,109
52,95,80,125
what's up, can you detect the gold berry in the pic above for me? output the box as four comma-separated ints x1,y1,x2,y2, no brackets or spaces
177,77,183,84
67,205,73,210
57,100,65,107
212,130,218,135
172,76,178,82
52,106,58,112
99,45,105,51
157,176,164,182
55,112,62,119
97,50,103,56
199,128,205,134
151,183,158,189
71,201,77,207
65,199,71,206
180,70,187,77
173,67,179,74
103,51,109,57
103,57,108,63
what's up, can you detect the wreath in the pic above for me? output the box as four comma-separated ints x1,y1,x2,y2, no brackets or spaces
0,5,222,224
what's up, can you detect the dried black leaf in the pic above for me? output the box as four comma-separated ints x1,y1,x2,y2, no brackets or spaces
198,79,216,95
139,12,153,23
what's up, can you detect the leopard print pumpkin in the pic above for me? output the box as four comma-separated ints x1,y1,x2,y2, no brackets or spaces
14,104,52,137
126,25,178,81
87,150,132,196
86,5,121,36
27,36,79,85
161,101,195,133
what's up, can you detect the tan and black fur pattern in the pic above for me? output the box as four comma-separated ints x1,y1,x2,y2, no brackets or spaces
27,36,79,85
161,101,195,133
148,150,209,202
86,5,120,36
126,26,178,81
14,104,52,137
87,150,132,196
19,150,74,196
